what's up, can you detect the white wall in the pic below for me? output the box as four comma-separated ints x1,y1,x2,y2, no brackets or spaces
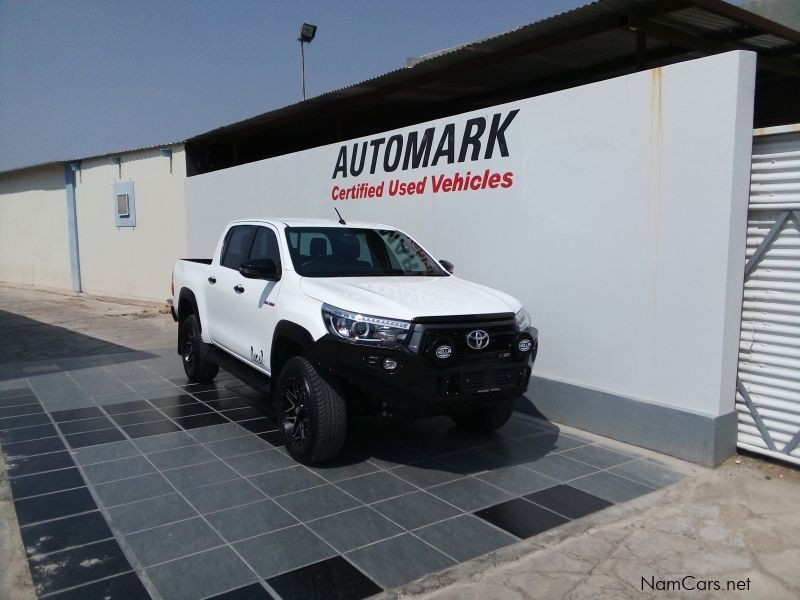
76,147,187,301
186,51,756,420
0,164,73,289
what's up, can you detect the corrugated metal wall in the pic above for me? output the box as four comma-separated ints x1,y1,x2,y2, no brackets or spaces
737,126,800,465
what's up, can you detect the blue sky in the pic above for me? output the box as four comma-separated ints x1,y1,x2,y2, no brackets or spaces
0,0,749,172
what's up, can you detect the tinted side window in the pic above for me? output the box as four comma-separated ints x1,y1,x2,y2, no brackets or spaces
220,225,255,269
248,227,281,267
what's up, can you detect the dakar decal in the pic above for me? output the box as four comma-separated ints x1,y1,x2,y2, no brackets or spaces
250,346,265,367
330,109,518,201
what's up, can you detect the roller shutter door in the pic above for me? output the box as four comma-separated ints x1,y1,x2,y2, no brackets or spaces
737,127,800,465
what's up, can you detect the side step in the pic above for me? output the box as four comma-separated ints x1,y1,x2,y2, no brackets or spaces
207,346,272,398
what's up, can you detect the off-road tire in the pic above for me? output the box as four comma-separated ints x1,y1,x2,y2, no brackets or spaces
275,356,346,464
180,314,219,383
451,397,514,431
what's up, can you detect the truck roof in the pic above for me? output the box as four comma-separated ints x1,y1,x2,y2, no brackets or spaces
229,217,398,230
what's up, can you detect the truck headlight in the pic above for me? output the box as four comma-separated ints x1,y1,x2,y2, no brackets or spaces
515,307,531,331
322,304,411,343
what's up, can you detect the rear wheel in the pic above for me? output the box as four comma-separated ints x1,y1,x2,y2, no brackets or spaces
275,356,346,464
451,397,514,431
180,314,219,383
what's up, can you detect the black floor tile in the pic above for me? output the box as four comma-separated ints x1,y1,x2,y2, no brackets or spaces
222,407,270,422
6,451,75,478
20,510,112,557
0,394,39,407
45,571,151,600
0,412,51,431
103,400,155,415
175,381,224,392
207,582,274,599
266,555,382,600
0,387,32,399
475,497,568,538
192,389,242,402
238,417,277,433
3,435,66,457
65,428,126,448
111,408,165,426
57,416,116,435
28,538,131,596
10,466,85,499
175,412,230,429
258,430,284,446
122,419,182,438
202,397,255,411
15,487,97,526
149,394,200,409
525,484,613,519
0,403,44,419
158,402,215,418
0,423,58,445
51,407,103,422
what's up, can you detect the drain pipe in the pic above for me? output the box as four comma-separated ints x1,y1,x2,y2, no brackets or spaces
64,162,82,292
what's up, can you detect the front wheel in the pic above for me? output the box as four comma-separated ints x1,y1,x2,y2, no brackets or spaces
451,397,514,431
275,356,347,464
180,315,219,383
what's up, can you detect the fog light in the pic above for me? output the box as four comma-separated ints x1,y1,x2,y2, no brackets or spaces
518,339,532,352
382,357,398,370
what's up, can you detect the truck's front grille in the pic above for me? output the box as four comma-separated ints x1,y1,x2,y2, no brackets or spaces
419,321,517,365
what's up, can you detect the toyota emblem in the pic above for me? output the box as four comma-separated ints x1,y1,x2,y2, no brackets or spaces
466,329,490,350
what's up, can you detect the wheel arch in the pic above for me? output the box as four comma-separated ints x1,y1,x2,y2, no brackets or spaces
177,288,200,353
271,320,314,378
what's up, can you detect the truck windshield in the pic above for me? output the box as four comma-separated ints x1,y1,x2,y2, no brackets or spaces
284,227,448,277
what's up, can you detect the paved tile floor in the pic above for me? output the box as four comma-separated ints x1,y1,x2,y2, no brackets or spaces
0,348,685,599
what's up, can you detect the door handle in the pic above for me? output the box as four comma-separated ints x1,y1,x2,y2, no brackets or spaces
233,284,245,294
208,276,216,284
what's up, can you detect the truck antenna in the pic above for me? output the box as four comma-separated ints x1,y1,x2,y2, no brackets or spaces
334,207,346,225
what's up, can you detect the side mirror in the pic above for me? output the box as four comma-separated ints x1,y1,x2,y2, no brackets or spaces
239,259,281,281
440,259,455,275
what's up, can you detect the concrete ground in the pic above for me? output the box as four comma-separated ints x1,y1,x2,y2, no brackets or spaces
1,282,799,599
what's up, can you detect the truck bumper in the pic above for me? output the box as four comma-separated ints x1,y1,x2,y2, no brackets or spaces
306,327,538,417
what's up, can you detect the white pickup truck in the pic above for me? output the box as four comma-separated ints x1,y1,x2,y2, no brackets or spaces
171,218,538,463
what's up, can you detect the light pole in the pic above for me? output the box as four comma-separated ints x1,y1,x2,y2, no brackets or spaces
298,23,317,100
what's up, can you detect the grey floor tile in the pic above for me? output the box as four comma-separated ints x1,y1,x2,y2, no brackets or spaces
427,477,514,511
524,454,598,481
90,391,143,405
390,460,464,488
133,430,196,454
188,423,249,443
225,449,295,477
234,525,335,579
415,514,517,561
108,493,196,534
608,459,685,489
524,431,590,452
248,466,326,497
147,546,257,600
83,455,155,484
346,533,454,588
205,434,272,459
182,478,264,514
308,455,381,482
561,444,636,469
307,506,403,552
477,465,560,496
481,439,551,464
435,448,509,475
94,472,173,507
274,484,360,521
148,444,217,471
72,440,139,465
372,491,461,530
569,471,654,503
127,516,223,567
336,471,417,504
162,460,239,492
206,499,296,542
